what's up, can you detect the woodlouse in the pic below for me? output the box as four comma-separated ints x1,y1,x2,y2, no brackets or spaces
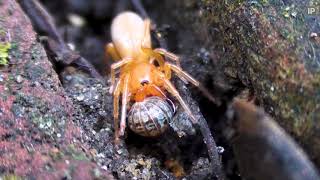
128,96,175,137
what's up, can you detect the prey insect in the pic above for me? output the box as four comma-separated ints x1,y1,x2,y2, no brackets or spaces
107,11,208,142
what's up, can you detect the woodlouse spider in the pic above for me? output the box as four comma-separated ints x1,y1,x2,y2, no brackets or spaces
106,11,207,143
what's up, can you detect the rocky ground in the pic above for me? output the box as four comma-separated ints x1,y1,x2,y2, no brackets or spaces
1,0,320,180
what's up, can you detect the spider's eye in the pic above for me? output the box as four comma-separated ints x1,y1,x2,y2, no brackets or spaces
141,80,149,86
152,60,160,67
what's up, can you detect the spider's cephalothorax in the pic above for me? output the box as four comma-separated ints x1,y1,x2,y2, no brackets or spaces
106,11,202,143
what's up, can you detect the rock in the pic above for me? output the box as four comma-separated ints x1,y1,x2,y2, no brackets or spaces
0,0,113,179
162,0,320,167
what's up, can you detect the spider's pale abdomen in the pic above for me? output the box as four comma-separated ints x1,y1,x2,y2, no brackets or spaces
111,11,151,59
128,96,174,137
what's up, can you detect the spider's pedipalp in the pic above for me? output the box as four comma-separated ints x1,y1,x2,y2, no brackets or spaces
106,43,121,61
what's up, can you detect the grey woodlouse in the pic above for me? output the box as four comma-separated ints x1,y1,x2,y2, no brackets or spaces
128,96,175,137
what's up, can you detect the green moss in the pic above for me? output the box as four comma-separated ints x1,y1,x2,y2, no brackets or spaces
30,43,44,61
65,145,89,161
50,150,65,162
260,0,269,5
9,42,21,60
12,93,67,138
0,42,11,65
1,174,23,180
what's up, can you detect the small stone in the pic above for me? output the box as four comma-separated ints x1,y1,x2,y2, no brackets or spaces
94,95,99,100
310,32,318,38
270,86,275,91
65,75,72,81
217,146,225,154
117,149,124,155
291,11,297,17
0,74,4,82
68,14,86,27
101,165,108,171
15,75,23,83
76,94,85,101
67,43,75,51
32,81,41,87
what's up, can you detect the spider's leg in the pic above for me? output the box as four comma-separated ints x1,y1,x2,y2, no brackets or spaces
119,75,130,136
154,48,181,67
163,63,188,83
158,73,197,123
106,43,121,61
167,63,199,86
113,78,122,144
110,58,133,94
167,63,221,106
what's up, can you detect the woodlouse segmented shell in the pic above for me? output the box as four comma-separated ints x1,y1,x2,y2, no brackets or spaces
128,96,174,137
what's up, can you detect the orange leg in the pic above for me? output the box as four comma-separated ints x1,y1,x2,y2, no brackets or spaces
154,48,181,67
141,46,165,71
106,43,121,61
166,63,220,105
167,63,199,86
157,72,197,124
163,63,172,80
164,63,189,84
119,74,130,136
109,58,133,94
113,78,122,144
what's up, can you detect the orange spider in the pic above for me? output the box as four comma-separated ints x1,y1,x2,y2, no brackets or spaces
106,11,204,143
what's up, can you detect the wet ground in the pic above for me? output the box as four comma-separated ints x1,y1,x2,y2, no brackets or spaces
33,0,233,179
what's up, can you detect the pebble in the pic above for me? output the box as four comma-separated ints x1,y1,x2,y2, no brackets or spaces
310,32,318,38
217,146,225,154
15,75,23,83
76,94,85,101
101,165,108,171
270,86,275,91
65,75,72,81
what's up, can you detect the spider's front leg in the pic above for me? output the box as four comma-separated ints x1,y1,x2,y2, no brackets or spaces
113,74,130,144
113,78,122,144
154,48,181,67
156,72,197,124
165,62,221,106
109,58,133,94
119,75,130,136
